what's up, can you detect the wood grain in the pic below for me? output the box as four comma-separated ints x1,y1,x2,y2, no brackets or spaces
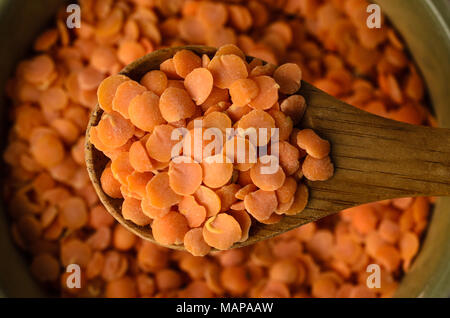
85,46,450,250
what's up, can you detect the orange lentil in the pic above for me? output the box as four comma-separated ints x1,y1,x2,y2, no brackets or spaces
250,155,286,191
392,197,413,210
311,274,338,298
378,219,400,244
100,166,122,199
30,253,60,282
60,239,92,268
203,111,232,135
48,156,76,184
204,262,224,294
167,80,185,90
122,196,152,226
127,171,154,198
146,172,181,209
39,86,68,111
237,109,276,146
91,46,118,74
184,228,211,256
13,106,45,140
235,184,257,200
155,269,182,291
273,63,302,94
173,49,202,78
203,214,242,250
160,58,181,79
249,63,277,77
201,155,234,189
106,276,138,298
248,76,279,110
302,155,334,181
228,210,251,242
181,128,208,162
269,110,293,141
194,185,221,217
215,44,245,60
140,70,168,96
280,95,307,125
349,204,378,235
244,189,278,221
152,211,189,246
159,87,196,122
169,158,203,195
17,214,42,242
136,274,156,297
197,1,227,26
200,86,230,111
229,78,259,107
129,91,165,132
86,226,112,251
208,54,248,89
220,266,250,296
399,231,419,270
179,195,206,228
113,224,137,251
121,184,139,200
50,118,79,144
206,27,237,48
23,54,55,85
117,40,145,65
412,197,429,224
141,197,170,220
297,129,330,159
112,80,147,119
178,254,207,280
405,66,424,102
137,241,169,273
259,213,282,225
276,177,297,204
284,183,309,216
218,249,245,266
59,197,88,230
365,231,387,259
229,5,253,32
85,251,104,280
4,0,428,299
226,103,252,122
201,54,211,68
145,124,181,163
230,201,245,211
96,112,135,149
78,67,106,91
111,152,134,185
374,244,401,272
129,140,153,173
334,234,363,265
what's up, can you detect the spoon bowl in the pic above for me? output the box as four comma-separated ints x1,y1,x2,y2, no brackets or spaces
86,45,450,251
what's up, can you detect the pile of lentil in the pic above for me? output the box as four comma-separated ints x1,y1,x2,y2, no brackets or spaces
92,45,333,254
3,0,432,297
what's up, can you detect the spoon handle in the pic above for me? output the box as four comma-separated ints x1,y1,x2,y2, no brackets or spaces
300,82,450,212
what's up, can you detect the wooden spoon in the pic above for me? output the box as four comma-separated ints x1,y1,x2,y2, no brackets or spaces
85,45,450,250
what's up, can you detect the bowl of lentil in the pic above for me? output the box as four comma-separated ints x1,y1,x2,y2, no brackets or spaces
0,0,449,298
